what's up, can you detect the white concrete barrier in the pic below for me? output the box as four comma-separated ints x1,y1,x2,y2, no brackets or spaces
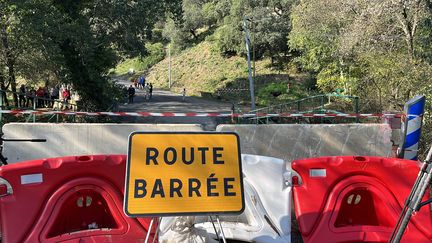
3,123,204,163
216,124,394,164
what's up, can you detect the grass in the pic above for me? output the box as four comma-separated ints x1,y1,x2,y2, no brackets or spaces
112,58,143,76
112,43,165,76
114,38,317,107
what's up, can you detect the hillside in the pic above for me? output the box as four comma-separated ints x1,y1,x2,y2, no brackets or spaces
142,40,311,106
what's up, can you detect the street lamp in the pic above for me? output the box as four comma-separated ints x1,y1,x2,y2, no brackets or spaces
243,17,256,111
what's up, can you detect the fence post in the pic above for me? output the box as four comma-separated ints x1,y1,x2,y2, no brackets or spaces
33,97,37,123
0,90,3,125
354,97,360,123
320,95,325,110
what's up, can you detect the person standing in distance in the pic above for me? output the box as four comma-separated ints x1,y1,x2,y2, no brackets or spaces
128,85,135,103
182,88,186,102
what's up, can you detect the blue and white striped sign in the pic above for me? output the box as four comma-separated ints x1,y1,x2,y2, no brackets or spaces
398,95,426,161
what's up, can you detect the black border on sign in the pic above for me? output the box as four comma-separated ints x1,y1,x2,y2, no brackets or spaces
123,131,245,217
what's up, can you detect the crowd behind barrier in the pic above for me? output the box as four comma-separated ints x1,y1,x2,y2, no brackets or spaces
0,84,80,111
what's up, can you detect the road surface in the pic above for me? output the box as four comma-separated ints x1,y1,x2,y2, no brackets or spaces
117,83,236,130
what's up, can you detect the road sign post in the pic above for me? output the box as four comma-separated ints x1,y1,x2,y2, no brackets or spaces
124,132,244,217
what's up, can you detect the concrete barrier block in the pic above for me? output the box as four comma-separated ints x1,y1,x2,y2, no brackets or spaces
3,123,204,163
216,124,393,164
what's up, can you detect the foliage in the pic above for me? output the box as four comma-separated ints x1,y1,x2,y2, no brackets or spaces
160,0,296,65
0,0,180,109
162,18,190,53
213,0,295,61
289,0,432,112
145,40,305,102
257,82,287,105
288,0,432,157
115,43,166,75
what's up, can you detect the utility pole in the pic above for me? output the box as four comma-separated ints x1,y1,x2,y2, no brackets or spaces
243,17,256,111
168,43,172,89
251,13,256,79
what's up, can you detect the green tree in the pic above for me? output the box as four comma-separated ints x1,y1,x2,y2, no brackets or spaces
0,1,23,106
214,0,295,63
289,0,432,111
9,0,181,109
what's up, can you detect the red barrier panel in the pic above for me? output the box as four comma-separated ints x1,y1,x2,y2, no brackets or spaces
0,155,155,243
292,156,432,243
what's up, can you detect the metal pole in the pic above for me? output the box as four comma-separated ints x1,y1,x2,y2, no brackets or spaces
243,17,256,111
0,91,3,125
168,44,172,89
151,217,160,243
390,146,432,242
33,97,36,123
145,217,155,243
354,97,359,123
320,96,324,109
216,215,227,243
320,96,325,123
209,216,221,242
252,15,256,79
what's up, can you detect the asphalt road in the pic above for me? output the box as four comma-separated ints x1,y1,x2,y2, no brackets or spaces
120,88,233,113
117,83,235,130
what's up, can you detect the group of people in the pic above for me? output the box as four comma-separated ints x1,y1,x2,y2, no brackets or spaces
133,76,146,89
17,84,76,109
127,75,153,104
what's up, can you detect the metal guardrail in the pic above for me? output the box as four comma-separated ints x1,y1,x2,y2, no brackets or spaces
246,94,360,124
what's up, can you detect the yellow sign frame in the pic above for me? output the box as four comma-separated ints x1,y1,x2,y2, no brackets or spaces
124,132,244,217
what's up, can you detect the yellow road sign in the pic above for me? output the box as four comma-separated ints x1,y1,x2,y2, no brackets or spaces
124,132,244,217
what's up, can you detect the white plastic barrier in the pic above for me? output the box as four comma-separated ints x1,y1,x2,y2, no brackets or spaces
159,154,291,243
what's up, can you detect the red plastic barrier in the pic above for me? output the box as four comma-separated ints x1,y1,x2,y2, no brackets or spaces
0,155,156,243
292,156,432,243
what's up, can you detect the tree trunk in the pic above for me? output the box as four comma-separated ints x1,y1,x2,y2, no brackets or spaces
0,22,18,106
8,63,18,106
404,28,415,59
0,73,9,107
396,0,422,60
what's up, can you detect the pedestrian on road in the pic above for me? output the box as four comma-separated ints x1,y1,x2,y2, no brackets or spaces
128,85,135,103
139,76,145,89
144,83,150,100
133,78,138,88
182,88,186,102
122,86,128,104
149,83,153,99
